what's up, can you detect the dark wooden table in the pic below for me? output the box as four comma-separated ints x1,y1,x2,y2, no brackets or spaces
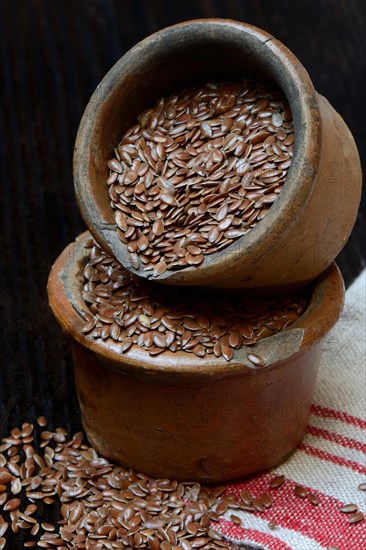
1,1,365,547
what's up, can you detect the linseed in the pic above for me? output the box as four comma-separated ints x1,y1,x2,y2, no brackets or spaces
348,511,365,524
269,474,285,489
339,503,359,513
294,485,308,499
107,79,294,275
308,493,319,506
2,422,363,548
0,421,281,549
81,239,306,361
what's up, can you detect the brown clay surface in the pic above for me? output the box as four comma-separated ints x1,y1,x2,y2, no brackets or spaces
47,232,345,481
74,19,361,291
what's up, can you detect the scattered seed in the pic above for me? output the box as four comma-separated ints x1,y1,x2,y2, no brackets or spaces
0,420,243,549
308,493,319,506
260,492,273,508
240,490,252,505
269,475,285,489
348,512,364,524
294,485,308,498
3,498,21,512
340,503,359,513
37,416,47,427
251,497,264,512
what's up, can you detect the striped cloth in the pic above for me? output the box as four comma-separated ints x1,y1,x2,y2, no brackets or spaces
216,269,366,550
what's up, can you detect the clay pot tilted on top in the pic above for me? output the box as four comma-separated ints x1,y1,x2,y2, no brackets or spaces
74,19,361,293
48,231,344,482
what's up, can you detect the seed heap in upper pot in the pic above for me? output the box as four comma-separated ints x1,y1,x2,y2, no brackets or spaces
107,79,294,276
81,239,306,361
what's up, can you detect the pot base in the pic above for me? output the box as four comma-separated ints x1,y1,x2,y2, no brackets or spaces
73,341,321,482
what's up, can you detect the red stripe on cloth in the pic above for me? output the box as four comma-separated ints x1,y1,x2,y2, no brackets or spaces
224,472,366,550
217,519,292,550
298,443,366,475
311,404,366,429
306,425,366,453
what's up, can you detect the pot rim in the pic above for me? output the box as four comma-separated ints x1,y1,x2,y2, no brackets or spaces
48,231,344,379
73,18,321,285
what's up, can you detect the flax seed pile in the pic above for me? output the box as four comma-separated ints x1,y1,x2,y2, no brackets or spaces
0,420,364,549
107,79,294,276
81,239,306,362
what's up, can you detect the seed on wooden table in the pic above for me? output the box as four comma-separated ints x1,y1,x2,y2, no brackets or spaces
11,478,21,494
3,498,21,512
0,473,12,484
41,523,55,532
37,416,47,427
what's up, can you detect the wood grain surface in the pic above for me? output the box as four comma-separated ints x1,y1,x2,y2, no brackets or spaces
0,1,365,547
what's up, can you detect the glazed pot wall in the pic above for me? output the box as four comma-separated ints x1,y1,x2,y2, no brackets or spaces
74,19,362,291
73,342,322,482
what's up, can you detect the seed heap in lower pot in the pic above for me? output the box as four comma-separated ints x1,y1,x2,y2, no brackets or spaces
107,79,294,275
81,239,306,362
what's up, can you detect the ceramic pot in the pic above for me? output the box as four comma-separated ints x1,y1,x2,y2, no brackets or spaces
48,231,344,482
74,19,361,293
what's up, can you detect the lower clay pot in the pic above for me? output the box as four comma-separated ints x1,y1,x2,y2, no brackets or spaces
48,232,344,482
